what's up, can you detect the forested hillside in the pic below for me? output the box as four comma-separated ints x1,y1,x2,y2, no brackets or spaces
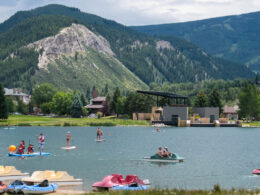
0,4,255,94
132,11,260,72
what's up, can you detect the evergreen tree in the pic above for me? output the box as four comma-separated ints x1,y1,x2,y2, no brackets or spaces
80,93,86,106
6,97,15,113
0,82,8,119
17,99,27,114
110,87,121,114
238,82,259,119
194,91,208,107
104,84,109,95
208,88,222,113
71,93,83,118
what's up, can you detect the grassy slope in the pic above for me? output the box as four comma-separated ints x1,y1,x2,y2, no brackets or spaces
32,48,148,92
0,115,149,126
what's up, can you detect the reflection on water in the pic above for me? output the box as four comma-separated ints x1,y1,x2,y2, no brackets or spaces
1,126,260,190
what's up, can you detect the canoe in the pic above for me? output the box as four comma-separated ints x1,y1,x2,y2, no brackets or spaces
112,185,148,191
61,146,77,150
22,183,58,194
8,152,51,157
252,169,260,175
143,153,184,163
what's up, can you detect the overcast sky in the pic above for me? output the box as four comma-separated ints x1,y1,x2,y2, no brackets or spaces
0,0,260,26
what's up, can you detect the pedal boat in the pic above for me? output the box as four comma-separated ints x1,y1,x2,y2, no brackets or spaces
92,174,149,191
143,153,184,163
0,166,29,180
252,169,260,175
22,170,82,186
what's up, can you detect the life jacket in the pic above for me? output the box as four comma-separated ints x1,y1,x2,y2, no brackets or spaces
39,135,45,143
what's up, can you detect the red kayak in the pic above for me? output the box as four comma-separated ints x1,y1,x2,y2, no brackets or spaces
92,174,148,191
252,169,260,175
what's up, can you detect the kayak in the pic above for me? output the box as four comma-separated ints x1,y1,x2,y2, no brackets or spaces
7,180,26,193
144,153,184,163
95,139,106,142
61,146,77,150
112,185,148,191
22,183,58,194
8,152,51,157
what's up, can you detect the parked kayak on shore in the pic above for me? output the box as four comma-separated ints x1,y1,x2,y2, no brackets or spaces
144,153,184,163
8,152,51,157
0,182,7,194
112,184,148,191
7,180,26,193
22,183,58,194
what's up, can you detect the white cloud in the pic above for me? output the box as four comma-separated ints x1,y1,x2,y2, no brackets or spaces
0,0,259,25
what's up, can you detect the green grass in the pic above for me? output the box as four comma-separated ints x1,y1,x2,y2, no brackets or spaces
0,115,149,127
85,187,260,195
242,122,260,127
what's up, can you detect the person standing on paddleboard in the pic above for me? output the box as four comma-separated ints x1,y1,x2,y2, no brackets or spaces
38,133,45,152
96,128,101,140
66,131,71,147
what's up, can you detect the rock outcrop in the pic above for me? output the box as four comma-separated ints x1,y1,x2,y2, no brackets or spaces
28,23,115,69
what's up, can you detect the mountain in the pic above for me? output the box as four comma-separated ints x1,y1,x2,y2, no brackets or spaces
132,11,260,72
0,4,254,94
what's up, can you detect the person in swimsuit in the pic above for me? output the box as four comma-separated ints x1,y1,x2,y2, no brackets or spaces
96,128,101,140
66,131,71,147
158,147,163,158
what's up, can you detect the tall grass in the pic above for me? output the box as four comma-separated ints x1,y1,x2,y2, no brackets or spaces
0,115,149,127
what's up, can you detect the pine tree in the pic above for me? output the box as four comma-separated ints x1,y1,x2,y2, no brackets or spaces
80,93,86,106
0,82,8,119
194,91,208,107
208,88,222,113
110,87,121,114
238,82,259,119
71,93,83,118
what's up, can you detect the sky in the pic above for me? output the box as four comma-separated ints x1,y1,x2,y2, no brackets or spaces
0,0,260,26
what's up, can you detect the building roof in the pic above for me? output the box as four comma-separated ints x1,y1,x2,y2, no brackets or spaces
137,90,188,99
92,96,106,102
223,105,239,114
85,105,104,109
4,88,29,96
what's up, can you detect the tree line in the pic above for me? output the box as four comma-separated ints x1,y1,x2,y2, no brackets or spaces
0,80,259,120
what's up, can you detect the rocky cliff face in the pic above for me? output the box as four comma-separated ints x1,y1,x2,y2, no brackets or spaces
28,23,115,69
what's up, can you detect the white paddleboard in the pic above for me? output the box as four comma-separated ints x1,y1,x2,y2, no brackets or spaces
95,139,106,142
61,146,77,150
3,127,15,130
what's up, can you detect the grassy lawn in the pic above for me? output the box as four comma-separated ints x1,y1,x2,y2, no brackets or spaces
0,115,149,127
242,122,260,127
84,187,259,195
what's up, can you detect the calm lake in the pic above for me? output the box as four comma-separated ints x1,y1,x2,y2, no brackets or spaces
1,126,260,190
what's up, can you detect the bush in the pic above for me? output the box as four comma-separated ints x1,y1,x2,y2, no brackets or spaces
97,112,101,119
63,122,71,126
17,123,31,126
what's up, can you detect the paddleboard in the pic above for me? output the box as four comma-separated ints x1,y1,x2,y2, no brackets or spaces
95,139,106,142
8,152,51,157
61,146,77,150
3,127,15,130
143,157,184,163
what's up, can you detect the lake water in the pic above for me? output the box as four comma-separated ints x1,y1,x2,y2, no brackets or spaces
1,126,260,190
